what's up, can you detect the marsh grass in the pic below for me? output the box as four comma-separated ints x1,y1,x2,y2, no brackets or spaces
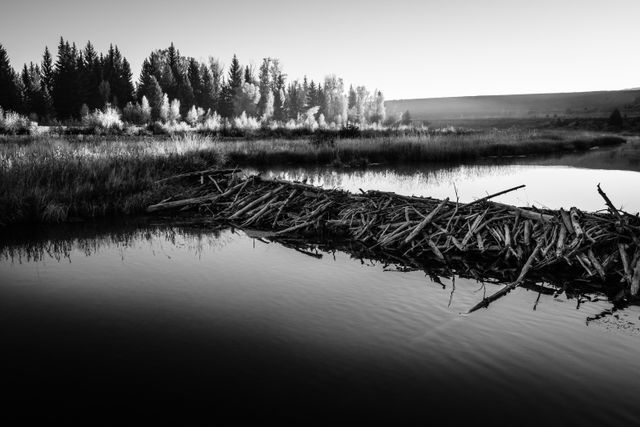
218,129,624,166
0,129,625,225
0,135,223,224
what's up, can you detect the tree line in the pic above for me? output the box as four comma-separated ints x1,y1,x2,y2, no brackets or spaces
0,39,387,127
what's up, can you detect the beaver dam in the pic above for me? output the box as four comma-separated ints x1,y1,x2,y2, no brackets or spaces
148,168,640,312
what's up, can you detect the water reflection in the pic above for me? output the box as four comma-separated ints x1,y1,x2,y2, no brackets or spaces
1,220,636,322
256,139,640,213
2,221,640,423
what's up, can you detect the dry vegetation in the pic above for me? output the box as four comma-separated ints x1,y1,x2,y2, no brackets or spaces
0,129,626,225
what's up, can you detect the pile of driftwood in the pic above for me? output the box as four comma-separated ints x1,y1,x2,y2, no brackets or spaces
148,168,640,311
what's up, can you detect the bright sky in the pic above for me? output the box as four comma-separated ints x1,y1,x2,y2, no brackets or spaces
1,0,638,100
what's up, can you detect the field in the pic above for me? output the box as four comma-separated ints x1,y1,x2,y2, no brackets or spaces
386,89,640,121
0,129,625,225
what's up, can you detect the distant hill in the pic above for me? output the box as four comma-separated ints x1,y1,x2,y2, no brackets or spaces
385,89,640,121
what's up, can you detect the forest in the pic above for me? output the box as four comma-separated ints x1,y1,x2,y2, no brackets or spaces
0,39,393,134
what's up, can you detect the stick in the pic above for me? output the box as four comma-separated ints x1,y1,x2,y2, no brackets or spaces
467,240,543,313
597,183,622,222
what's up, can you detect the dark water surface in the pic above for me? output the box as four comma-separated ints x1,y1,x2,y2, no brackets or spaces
3,143,640,424
1,220,640,425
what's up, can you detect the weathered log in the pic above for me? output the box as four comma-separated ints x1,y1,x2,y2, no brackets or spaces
148,169,640,300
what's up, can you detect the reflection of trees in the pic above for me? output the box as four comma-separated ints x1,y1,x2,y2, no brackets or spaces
0,219,232,264
2,219,635,323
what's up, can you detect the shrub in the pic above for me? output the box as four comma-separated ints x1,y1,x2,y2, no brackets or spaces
154,120,190,134
608,108,623,128
233,111,260,131
83,104,123,131
186,105,205,126
0,109,32,134
123,98,152,125
169,99,181,123
197,111,223,132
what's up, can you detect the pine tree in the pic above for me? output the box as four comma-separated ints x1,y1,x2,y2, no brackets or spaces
244,65,254,85
269,59,286,121
52,38,83,118
286,81,297,119
188,58,203,107
0,43,22,112
39,47,55,119
257,58,271,117
307,80,318,108
608,108,623,128
21,63,47,118
40,46,54,96
401,110,412,125
228,55,243,89
118,57,135,107
209,58,223,113
138,74,163,120
82,41,102,109
165,43,180,100
200,63,217,112
220,54,243,117
348,85,357,109
302,76,309,110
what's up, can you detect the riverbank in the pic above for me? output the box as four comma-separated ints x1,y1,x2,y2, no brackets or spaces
0,129,626,225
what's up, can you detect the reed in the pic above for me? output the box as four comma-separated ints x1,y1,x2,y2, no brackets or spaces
0,129,625,225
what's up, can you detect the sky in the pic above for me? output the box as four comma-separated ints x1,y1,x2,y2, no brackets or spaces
1,0,639,100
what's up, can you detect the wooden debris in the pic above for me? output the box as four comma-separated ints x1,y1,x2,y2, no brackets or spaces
148,169,640,302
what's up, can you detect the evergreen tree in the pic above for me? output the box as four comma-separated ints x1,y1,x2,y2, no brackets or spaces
118,57,135,107
165,42,181,100
20,63,47,118
220,54,242,117
269,59,286,121
401,110,412,125
200,63,217,112
244,65,254,85
102,44,133,108
302,76,309,110
39,47,55,119
0,43,22,112
209,58,223,113
307,80,318,108
286,80,306,119
348,85,357,109
317,84,327,119
138,74,164,120
40,46,54,96
608,108,623,128
82,41,102,109
188,58,203,107
52,38,83,118
257,58,271,117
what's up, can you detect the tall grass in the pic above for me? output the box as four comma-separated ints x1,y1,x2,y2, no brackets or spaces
0,135,223,224
0,129,625,225
217,129,625,166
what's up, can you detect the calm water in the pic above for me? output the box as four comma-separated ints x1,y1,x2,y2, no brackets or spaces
2,143,640,424
1,221,640,424
257,137,640,213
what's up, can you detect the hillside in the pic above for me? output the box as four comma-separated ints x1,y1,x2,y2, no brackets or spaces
385,89,640,121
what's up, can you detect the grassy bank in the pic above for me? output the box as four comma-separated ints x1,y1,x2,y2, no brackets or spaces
0,129,625,225
220,129,624,166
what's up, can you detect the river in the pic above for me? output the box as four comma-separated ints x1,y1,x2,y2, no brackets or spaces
1,141,640,424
